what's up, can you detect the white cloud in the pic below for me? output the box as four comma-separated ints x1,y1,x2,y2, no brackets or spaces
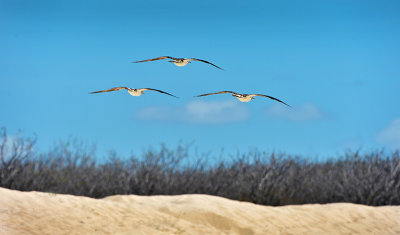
264,103,325,122
135,100,250,124
376,118,400,149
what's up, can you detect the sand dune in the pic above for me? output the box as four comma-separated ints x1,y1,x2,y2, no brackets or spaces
0,188,399,235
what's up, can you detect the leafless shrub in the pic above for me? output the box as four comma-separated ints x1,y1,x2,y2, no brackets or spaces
1,128,399,206
0,128,36,189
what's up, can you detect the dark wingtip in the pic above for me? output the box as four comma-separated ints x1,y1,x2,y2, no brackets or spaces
282,102,291,107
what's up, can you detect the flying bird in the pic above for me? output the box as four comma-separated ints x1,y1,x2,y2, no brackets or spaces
195,91,290,106
132,56,223,70
90,87,178,98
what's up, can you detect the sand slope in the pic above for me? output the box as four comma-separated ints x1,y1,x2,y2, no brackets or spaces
0,188,399,235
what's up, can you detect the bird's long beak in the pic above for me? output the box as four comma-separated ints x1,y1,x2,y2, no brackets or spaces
168,61,174,62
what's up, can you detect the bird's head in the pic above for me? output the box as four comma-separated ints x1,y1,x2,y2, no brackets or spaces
233,94,246,98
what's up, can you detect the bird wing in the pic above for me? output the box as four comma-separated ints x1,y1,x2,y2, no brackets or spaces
132,56,175,63
188,58,224,70
140,88,179,98
251,94,291,107
90,87,129,94
194,91,236,97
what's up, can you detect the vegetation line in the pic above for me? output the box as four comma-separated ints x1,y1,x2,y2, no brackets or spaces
1,128,399,206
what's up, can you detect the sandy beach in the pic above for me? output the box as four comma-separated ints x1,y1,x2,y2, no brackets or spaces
0,187,399,234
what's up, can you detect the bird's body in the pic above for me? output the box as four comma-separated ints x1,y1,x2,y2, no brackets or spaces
195,91,290,106
234,94,254,102
170,59,191,67
90,87,178,98
127,89,145,96
133,56,223,70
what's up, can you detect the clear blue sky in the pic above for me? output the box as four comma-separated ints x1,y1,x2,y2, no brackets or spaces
1,0,399,159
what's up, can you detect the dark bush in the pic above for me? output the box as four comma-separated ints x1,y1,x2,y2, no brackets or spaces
1,128,399,206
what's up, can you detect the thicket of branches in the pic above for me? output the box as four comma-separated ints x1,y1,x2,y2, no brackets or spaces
1,128,399,206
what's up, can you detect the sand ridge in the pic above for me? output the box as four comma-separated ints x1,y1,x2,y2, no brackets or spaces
0,187,399,235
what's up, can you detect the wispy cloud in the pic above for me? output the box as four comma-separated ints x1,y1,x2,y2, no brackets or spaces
135,100,250,124
376,118,400,149
265,103,325,122
264,103,325,122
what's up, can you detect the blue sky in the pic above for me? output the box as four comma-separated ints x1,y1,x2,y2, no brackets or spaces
1,0,400,159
